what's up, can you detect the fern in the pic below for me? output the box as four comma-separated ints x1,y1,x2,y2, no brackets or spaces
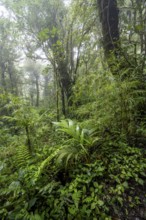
72,190,82,209
35,146,63,179
16,145,31,167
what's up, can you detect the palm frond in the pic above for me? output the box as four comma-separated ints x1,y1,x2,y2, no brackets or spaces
53,119,94,166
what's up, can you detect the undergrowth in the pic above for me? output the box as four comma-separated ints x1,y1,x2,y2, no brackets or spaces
0,72,146,219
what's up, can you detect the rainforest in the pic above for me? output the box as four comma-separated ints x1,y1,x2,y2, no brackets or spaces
0,0,146,219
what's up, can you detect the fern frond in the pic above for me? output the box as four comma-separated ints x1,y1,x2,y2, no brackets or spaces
72,190,82,209
16,145,31,167
35,146,63,179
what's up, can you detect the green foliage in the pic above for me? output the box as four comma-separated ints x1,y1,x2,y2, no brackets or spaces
72,70,146,143
35,146,62,179
0,0,146,219
16,145,31,167
1,141,145,219
0,73,146,220
55,146,146,219
35,119,95,179
53,119,94,165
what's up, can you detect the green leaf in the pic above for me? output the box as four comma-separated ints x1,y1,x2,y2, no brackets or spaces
93,182,98,188
97,200,104,206
68,206,76,215
91,202,96,210
122,181,128,188
28,198,37,209
136,178,144,185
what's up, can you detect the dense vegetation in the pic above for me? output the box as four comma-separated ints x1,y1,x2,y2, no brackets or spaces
0,0,146,219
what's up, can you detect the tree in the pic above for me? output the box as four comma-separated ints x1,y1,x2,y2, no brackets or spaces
0,16,19,94
1,0,98,116
97,0,120,60
1,0,73,115
97,0,146,77
23,60,43,107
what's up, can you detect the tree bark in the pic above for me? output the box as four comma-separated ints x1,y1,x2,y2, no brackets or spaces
97,0,120,67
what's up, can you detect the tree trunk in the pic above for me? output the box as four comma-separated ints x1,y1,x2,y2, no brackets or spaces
35,76,39,107
8,64,14,94
1,63,7,92
97,0,120,70
52,36,73,112
57,55,72,107
61,87,66,116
